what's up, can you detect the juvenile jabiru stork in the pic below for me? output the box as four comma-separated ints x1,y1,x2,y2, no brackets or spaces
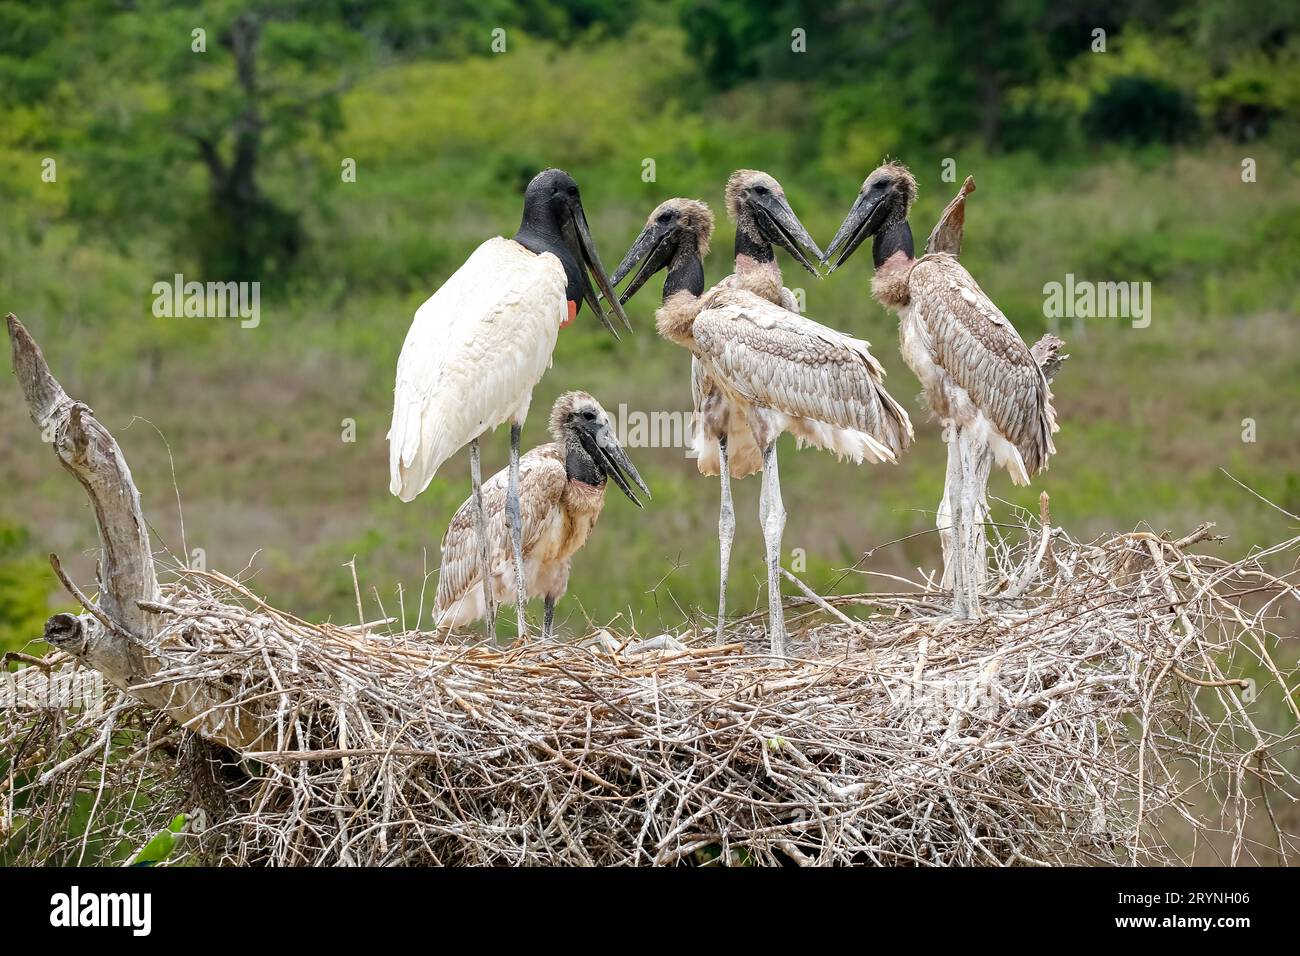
388,169,628,641
689,172,826,645
435,391,649,639
923,175,1067,586
622,172,894,645
824,162,1059,618
613,199,912,657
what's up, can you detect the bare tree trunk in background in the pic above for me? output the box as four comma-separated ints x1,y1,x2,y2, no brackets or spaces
222,14,265,267
979,69,1001,151
190,14,299,278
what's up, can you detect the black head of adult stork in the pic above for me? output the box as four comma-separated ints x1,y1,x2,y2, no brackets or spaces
553,391,652,506
724,170,824,278
515,168,631,335
823,162,919,273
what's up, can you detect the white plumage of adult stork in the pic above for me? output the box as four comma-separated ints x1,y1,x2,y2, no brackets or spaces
612,198,913,657
388,168,628,641
435,391,649,639
824,161,1060,618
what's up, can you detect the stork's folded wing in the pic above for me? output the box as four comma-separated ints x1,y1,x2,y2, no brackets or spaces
691,291,913,458
388,237,567,501
909,256,1058,477
435,447,568,611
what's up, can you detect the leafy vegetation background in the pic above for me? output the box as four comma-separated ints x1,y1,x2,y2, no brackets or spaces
1,0,1298,663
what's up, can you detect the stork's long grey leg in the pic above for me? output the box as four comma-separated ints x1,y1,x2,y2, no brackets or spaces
970,440,992,596
716,436,735,645
956,426,983,618
759,441,787,658
543,595,555,641
469,438,496,644
948,424,969,618
506,422,529,639
938,423,958,589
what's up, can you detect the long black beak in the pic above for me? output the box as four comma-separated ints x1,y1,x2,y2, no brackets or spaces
823,191,887,274
610,222,676,306
586,420,651,507
754,192,824,278
564,199,633,337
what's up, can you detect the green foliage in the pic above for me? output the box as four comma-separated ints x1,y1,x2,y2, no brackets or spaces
0,521,53,658
1083,76,1201,146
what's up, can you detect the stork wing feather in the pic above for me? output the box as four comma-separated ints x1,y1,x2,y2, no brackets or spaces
690,354,711,418
778,285,799,313
691,290,913,457
925,175,975,258
388,238,567,501
909,255,1058,476
435,446,568,613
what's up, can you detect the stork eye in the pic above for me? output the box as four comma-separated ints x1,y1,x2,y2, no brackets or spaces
875,179,891,190
567,186,578,197
657,212,673,224
753,185,768,195
582,410,598,421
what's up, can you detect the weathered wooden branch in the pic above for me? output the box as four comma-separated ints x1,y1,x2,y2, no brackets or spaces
7,313,268,750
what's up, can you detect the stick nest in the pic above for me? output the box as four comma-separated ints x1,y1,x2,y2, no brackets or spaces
3,520,1298,866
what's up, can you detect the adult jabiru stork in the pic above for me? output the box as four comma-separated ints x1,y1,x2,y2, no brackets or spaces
824,162,1059,618
613,199,912,657
388,168,628,641
435,391,649,639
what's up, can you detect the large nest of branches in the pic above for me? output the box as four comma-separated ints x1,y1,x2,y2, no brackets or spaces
4,520,1297,866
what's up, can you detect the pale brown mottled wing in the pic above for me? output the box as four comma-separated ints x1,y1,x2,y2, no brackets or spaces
909,255,1057,474
693,275,796,410
691,290,913,456
436,446,567,610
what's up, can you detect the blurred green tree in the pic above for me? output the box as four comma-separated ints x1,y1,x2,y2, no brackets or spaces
1083,75,1201,145
2,0,367,279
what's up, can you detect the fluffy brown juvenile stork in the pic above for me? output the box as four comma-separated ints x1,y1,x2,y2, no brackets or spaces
824,162,1060,618
435,391,649,640
613,199,911,657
